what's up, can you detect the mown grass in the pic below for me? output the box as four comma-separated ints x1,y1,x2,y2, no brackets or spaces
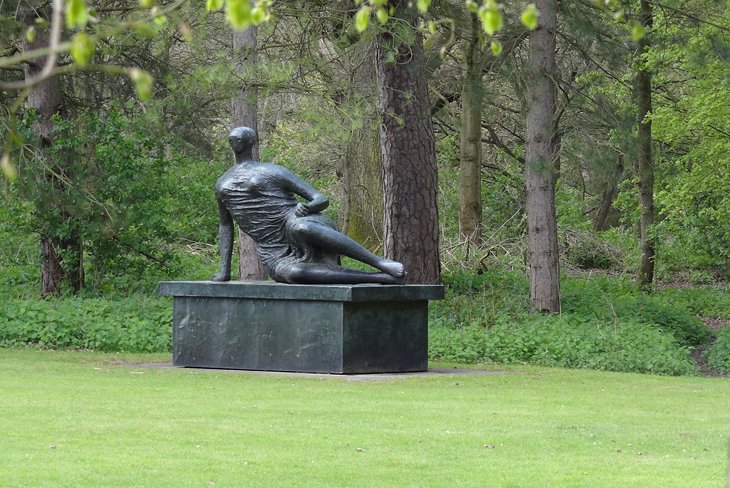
1,349,728,488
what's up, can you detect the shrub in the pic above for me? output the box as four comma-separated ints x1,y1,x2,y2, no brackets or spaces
429,314,698,376
0,297,171,352
564,231,620,270
706,328,730,374
560,278,713,348
654,285,730,319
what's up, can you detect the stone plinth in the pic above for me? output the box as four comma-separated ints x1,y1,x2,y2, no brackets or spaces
158,281,444,374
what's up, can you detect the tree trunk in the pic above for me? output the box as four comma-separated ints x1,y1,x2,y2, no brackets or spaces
458,11,484,246
22,5,83,295
232,23,268,281
525,0,560,313
375,1,441,284
594,155,624,231
341,41,383,250
637,0,655,289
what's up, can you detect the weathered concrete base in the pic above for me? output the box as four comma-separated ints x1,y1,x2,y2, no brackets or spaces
158,281,444,374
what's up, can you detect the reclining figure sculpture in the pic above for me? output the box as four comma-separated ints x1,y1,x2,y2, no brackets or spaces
212,126,406,285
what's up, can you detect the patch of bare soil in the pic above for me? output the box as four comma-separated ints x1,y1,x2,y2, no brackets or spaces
691,348,723,377
693,317,729,377
700,316,730,332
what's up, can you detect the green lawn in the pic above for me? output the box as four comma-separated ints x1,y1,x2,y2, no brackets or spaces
1,349,728,488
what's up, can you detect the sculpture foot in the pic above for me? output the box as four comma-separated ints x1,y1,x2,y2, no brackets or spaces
380,260,405,279
211,272,231,282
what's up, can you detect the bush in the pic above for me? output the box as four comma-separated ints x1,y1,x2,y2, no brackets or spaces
563,231,620,270
706,328,730,374
560,277,713,348
654,285,730,319
0,297,171,352
429,314,698,376
429,271,714,376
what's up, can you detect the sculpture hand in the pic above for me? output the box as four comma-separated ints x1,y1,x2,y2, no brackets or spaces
211,271,231,282
295,203,311,217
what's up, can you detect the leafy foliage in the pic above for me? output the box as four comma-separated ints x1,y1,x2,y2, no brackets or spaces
706,328,730,374
428,271,715,375
429,317,698,376
0,297,171,352
651,5,730,276
7,106,221,292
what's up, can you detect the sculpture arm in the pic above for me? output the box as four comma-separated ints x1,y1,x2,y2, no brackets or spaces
275,166,329,215
212,199,233,281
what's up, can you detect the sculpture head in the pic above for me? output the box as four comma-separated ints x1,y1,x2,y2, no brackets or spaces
229,127,257,155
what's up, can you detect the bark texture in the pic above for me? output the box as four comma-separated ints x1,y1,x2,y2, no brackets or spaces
458,11,484,245
637,0,655,289
594,155,624,232
375,2,441,284
232,24,268,281
525,0,560,312
341,41,383,250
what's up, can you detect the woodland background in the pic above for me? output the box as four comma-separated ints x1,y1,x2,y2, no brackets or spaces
1,0,729,375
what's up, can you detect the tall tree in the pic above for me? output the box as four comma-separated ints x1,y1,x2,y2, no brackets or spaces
374,1,441,284
232,22,268,281
524,0,560,312
339,39,383,250
636,0,655,288
21,3,83,295
593,155,625,231
459,10,484,246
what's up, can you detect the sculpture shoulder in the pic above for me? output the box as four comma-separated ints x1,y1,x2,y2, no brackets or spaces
213,162,290,196
250,162,297,180
214,166,239,196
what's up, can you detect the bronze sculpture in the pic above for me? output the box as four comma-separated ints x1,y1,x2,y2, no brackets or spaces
212,127,406,284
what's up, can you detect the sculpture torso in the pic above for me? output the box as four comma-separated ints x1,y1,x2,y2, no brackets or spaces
215,161,299,271
214,161,337,278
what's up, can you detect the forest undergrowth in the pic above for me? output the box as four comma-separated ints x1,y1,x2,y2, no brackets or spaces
1,232,728,377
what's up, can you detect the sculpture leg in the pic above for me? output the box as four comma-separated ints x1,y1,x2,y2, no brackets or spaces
289,218,405,278
280,263,402,285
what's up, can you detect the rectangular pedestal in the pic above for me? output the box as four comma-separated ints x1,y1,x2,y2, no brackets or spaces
159,281,444,374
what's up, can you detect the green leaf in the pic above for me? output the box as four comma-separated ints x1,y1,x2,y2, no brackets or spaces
131,22,157,37
251,6,265,24
206,0,224,12
1,153,17,182
479,7,502,36
65,0,89,29
490,39,502,55
520,3,539,30
70,32,95,67
417,0,431,13
355,6,371,33
226,0,252,29
25,26,36,42
376,7,389,25
631,23,646,42
253,0,272,23
153,14,167,26
129,68,153,101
